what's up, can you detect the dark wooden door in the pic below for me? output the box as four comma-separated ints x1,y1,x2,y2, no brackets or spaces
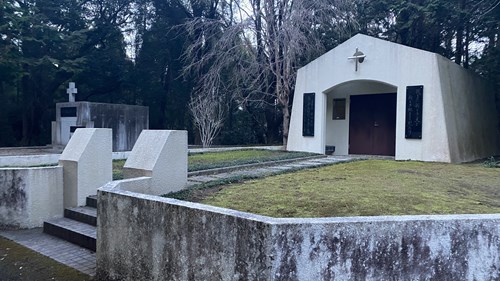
349,93,397,156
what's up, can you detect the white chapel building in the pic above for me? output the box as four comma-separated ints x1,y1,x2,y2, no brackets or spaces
287,34,499,163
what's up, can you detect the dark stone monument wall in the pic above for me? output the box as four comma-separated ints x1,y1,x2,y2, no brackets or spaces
74,102,148,152
86,103,148,152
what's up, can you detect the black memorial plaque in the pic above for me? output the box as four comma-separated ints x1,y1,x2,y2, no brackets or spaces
70,126,85,133
60,107,77,117
405,85,423,139
302,93,315,137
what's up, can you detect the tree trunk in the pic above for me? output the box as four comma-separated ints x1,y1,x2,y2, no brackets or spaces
21,76,34,145
455,0,467,65
464,23,470,69
159,63,171,128
282,99,290,148
455,29,463,65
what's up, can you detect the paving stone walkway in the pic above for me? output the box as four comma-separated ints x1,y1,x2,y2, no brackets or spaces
0,228,96,276
0,155,381,277
186,155,365,186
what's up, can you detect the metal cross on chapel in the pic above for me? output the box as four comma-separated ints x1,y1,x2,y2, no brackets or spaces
347,48,366,71
67,82,77,102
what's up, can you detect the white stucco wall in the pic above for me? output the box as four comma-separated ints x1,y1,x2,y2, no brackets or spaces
288,34,497,163
0,166,63,228
436,56,499,162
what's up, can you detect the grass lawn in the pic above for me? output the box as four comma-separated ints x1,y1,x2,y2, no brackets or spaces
113,149,316,180
199,160,500,218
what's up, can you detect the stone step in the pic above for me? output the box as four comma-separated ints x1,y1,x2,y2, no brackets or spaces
43,217,96,252
64,206,97,226
86,195,97,208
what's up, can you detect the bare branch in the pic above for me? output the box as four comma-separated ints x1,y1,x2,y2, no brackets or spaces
182,0,357,145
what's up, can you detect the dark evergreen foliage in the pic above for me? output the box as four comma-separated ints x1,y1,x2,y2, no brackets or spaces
0,0,498,147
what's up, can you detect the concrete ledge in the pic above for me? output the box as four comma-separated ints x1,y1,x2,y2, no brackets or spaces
0,166,63,228
0,154,60,167
97,182,500,280
112,151,130,160
0,151,129,167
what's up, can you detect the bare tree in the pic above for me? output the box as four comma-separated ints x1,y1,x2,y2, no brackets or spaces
189,73,229,147
182,0,356,147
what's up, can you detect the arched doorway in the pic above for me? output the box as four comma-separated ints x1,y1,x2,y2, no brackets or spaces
324,80,397,156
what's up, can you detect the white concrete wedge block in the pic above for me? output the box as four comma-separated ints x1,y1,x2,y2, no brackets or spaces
59,128,112,208
123,130,188,195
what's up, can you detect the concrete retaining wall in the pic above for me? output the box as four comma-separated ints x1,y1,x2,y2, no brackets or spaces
97,181,500,281
0,166,63,228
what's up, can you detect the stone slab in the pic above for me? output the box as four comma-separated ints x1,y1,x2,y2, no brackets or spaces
123,130,187,195
59,129,112,208
189,176,218,183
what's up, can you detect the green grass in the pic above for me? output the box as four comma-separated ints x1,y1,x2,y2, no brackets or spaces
112,149,316,180
188,149,315,171
199,160,500,218
113,159,126,180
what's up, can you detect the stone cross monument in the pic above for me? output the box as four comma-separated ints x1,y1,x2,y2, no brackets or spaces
67,82,77,102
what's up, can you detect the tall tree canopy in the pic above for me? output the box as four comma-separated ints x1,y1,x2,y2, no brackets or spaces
0,0,498,147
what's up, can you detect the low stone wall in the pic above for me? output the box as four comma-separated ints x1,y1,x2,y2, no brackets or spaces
0,166,63,228
97,181,500,281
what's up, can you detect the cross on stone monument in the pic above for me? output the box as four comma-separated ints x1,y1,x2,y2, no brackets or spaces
347,48,366,71
67,82,77,102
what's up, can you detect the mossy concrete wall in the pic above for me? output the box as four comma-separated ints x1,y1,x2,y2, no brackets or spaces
97,182,500,281
0,166,63,228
